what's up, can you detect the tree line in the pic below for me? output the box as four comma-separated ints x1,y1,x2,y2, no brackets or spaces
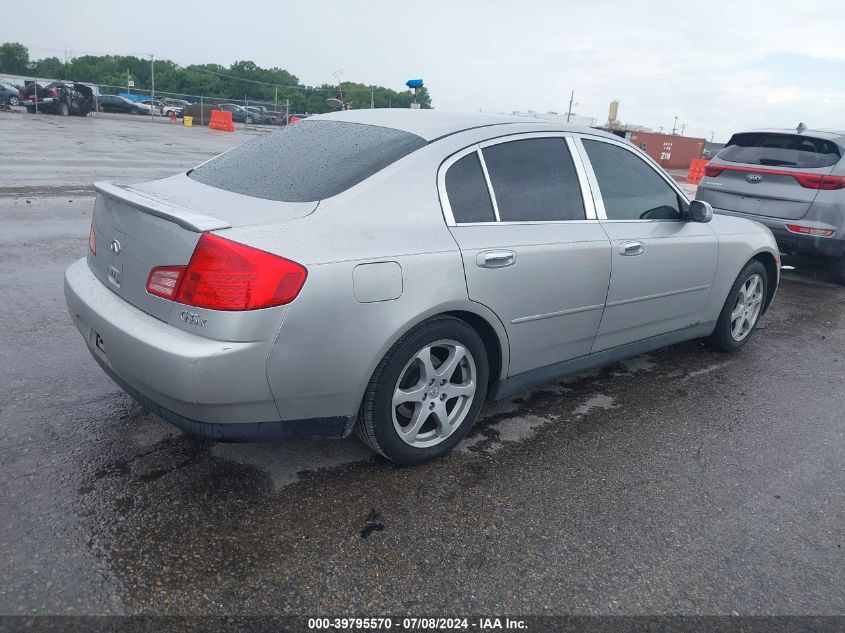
0,42,432,112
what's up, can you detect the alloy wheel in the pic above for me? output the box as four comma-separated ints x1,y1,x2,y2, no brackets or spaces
730,273,764,341
392,339,477,448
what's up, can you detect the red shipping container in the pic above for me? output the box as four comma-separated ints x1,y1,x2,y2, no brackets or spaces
625,132,706,170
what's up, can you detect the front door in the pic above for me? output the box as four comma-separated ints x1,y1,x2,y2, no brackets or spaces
577,136,718,352
439,134,612,377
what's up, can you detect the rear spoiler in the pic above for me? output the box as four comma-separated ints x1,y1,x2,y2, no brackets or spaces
94,182,232,232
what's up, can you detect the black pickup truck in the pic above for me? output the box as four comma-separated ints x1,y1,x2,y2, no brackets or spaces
21,81,95,116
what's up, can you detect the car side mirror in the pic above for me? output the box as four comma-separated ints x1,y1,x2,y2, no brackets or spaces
688,200,713,223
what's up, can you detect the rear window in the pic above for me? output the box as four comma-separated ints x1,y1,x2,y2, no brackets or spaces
717,133,841,168
188,120,426,202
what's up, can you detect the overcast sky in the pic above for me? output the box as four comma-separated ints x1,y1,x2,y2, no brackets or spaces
5,0,845,140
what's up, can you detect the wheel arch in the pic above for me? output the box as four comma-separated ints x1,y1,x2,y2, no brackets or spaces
342,302,511,438
750,250,778,313
443,309,506,394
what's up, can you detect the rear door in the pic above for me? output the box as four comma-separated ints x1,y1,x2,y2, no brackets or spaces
697,132,841,220
576,135,718,352
440,133,612,377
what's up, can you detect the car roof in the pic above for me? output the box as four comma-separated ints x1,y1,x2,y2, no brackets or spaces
313,109,613,142
734,128,845,143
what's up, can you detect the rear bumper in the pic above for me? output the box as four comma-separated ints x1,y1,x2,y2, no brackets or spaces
64,258,348,440
713,208,845,258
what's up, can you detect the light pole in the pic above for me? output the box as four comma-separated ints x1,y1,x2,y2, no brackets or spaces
566,90,577,124
149,54,155,121
405,79,424,109
27,62,38,114
672,116,678,135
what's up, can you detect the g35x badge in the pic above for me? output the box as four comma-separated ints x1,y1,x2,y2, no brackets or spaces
180,311,207,327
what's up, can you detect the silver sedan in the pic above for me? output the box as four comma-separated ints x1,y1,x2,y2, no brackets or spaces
65,110,780,464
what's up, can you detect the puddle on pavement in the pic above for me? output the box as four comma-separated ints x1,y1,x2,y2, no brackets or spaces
70,332,803,611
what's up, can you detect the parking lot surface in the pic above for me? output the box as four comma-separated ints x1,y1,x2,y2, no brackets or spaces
0,113,843,616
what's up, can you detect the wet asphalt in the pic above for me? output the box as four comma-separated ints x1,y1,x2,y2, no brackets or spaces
0,112,843,617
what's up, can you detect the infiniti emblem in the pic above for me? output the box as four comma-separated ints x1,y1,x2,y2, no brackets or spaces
746,174,762,184
110,239,122,255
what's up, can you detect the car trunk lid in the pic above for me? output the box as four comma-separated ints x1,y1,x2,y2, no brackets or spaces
699,164,832,220
698,131,842,220
88,178,317,321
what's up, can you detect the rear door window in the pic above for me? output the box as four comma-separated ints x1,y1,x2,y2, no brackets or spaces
482,138,586,222
717,133,841,168
445,152,496,223
188,120,427,202
583,139,683,221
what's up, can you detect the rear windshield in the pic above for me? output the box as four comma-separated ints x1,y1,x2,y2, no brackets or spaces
188,120,427,202
717,132,841,168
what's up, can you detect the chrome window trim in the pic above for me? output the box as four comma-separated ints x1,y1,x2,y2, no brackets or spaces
437,132,597,227
476,148,501,221
437,143,483,227
573,133,692,223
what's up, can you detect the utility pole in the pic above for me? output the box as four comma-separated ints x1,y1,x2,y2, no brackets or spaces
680,123,686,136
566,90,575,123
285,98,290,125
710,131,715,142
672,115,678,135
150,54,155,121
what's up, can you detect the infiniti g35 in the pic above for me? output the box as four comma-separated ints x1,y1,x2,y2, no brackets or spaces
65,110,780,464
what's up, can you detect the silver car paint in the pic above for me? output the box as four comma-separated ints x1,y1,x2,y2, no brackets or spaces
64,110,780,437
697,128,845,259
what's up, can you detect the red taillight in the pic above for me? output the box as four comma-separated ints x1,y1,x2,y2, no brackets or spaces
146,266,186,299
704,164,724,177
792,173,845,190
704,164,845,190
785,224,836,237
88,219,96,255
146,233,307,311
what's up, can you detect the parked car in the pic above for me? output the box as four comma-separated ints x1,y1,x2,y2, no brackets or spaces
97,94,149,115
138,100,164,116
0,81,21,106
161,98,191,117
244,105,275,124
64,110,779,464
697,127,845,284
215,103,258,124
22,81,94,116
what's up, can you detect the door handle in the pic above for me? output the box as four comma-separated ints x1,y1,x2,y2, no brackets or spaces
619,241,645,256
477,250,516,268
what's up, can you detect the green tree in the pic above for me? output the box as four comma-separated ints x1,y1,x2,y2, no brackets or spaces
0,42,435,110
0,42,29,74
33,56,65,79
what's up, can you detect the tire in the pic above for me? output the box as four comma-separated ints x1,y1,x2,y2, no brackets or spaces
58,102,69,116
355,316,489,464
9,96,19,106
244,116,254,124
97,104,105,112
829,254,845,286
708,260,768,352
